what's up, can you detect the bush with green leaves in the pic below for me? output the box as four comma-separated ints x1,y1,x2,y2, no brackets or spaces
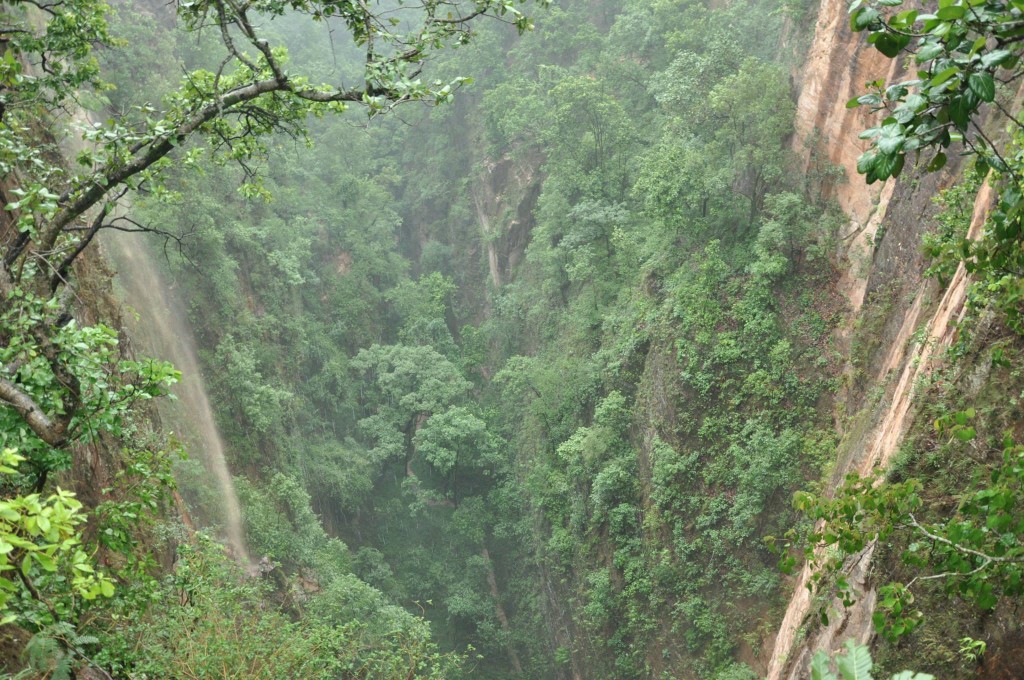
0,289,179,488
783,413,1024,642
0,448,113,628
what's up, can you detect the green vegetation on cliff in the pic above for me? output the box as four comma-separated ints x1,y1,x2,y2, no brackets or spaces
104,0,842,676
3,0,1024,677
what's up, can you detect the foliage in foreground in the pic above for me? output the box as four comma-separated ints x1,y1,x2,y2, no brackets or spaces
0,448,112,627
848,0,1024,329
813,641,933,680
784,422,1024,641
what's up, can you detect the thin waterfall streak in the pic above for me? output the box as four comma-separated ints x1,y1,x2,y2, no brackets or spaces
102,232,250,564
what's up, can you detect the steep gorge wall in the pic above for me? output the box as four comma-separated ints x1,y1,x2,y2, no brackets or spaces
472,152,544,291
768,1,994,676
792,0,903,312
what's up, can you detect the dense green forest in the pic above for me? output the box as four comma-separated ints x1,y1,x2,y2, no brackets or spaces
2,0,1024,677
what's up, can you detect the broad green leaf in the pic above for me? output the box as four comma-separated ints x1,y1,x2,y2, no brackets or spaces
955,426,977,441
874,33,905,58
976,582,997,609
837,642,873,680
857,152,877,174
811,651,839,680
929,65,960,87
936,5,965,19
852,7,880,30
927,152,947,171
949,95,972,129
981,49,1013,68
968,72,995,102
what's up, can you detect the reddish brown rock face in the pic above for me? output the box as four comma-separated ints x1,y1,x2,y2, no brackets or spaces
982,627,1024,679
792,0,899,223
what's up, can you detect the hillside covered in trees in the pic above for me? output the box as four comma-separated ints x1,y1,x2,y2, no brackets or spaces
2,0,1024,678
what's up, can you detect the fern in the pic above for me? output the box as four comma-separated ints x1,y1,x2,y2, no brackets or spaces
810,651,838,680
22,622,102,680
24,632,73,680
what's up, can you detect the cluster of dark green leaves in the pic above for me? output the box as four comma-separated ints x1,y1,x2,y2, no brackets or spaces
847,0,1024,328
0,288,179,484
960,162,1024,330
782,474,921,592
848,0,1020,183
906,429,1024,608
0,448,115,629
923,175,982,285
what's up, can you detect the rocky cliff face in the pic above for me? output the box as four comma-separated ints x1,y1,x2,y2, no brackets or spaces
792,0,905,313
472,152,544,291
767,1,998,676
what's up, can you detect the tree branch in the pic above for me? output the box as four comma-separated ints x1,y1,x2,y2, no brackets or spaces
0,374,68,447
38,74,372,257
906,514,1024,572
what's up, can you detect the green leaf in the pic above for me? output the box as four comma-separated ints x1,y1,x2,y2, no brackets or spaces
811,651,839,680
981,49,1013,68
916,42,945,63
929,65,960,87
837,642,874,680
34,552,56,571
927,152,948,172
875,152,904,179
949,95,972,129
852,6,880,30
874,33,905,58
877,128,906,155
936,5,965,19
857,152,877,175
968,72,995,102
